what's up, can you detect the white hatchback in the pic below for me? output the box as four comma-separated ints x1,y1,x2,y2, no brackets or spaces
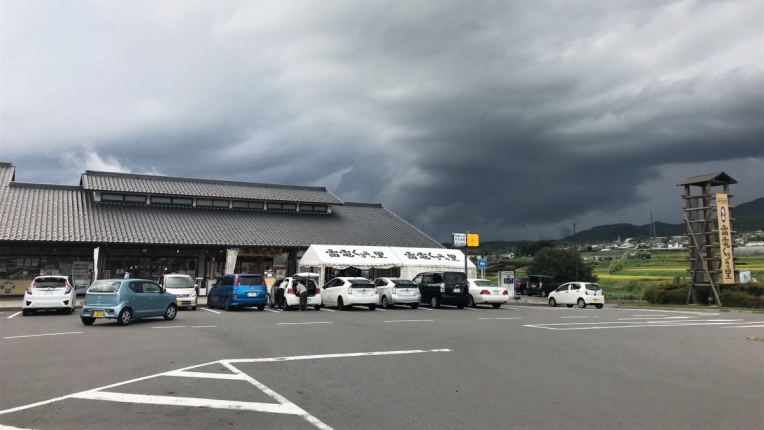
321,277,378,311
467,279,509,308
22,276,77,315
548,282,605,309
373,277,421,309
270,273,324,311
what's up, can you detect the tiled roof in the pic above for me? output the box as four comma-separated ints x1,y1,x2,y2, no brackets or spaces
81,171,344,205
0,179,442,248
678,172,737,186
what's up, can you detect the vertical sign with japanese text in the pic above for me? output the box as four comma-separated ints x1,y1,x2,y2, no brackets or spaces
716,194,735,284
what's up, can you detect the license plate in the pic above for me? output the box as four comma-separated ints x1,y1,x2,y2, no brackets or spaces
93,310,104,318
453,288,460,293
359,290,368,295
247,292,257,297
592,299,599,303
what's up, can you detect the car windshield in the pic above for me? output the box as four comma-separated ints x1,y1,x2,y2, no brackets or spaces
33,278,67,288
392,280,416,286
585,283,602,291
165,277,193,288
238,275,264,286
88,281,121,293
473,280,497,287
444,272,467,284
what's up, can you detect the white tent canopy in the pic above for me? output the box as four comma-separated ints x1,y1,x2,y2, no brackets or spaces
298,245,477,286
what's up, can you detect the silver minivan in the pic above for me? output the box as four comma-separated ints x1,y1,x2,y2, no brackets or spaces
158,274,197,310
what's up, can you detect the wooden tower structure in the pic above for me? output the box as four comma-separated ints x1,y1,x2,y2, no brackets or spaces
678,173,738,306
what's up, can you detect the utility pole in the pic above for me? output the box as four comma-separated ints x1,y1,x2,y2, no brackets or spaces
573,222,578,281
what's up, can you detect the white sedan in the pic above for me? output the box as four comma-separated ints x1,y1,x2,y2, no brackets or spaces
548,282,605,309
321,277,378,311
22,276,78,315
467,279,509,308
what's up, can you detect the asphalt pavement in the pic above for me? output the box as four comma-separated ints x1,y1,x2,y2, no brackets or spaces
1,303,763,429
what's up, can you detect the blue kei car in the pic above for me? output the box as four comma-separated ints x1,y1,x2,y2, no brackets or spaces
80,279,178,326
207,274,268,311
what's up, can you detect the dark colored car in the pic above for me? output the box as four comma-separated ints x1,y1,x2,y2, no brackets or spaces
207,274,268,311
515,277,529,295
524,275,559,297
413,271,469,309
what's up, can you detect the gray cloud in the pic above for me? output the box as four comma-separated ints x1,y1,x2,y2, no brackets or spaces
1,0,762,242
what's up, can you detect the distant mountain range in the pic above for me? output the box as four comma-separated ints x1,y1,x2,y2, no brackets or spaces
455,197,764,249
559,197,764,243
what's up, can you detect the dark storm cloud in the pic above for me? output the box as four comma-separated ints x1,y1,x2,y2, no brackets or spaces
2,0,762,242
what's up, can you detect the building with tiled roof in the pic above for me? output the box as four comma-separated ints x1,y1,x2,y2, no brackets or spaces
0,162,441,296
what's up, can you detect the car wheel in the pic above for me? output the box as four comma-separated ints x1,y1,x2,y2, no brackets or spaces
368,305,377,311
578,298,587,309
430,296,440,309
207,300,215,309
467,294,476,308
191,307,197,311
548,297,557,307
69,307,76,315
492,303,502,309
541,291,547,298
456,304,465,309
410,303,419,309
257,304,265,311
268,295,275,309
381,295,390,309
595,304,604,309
224,297,232,312
22,309,30,316
337,296,346,310
566,304,574,308
164,304,177,320
81,317,95,326
314,305,321,311
117,308,132,326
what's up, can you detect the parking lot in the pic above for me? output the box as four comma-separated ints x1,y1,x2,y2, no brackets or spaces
1,303,763,430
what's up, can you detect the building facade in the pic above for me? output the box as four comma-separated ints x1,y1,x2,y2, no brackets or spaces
0,162,442,295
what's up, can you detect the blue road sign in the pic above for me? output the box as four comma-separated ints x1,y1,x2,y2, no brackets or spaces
477,258,488,269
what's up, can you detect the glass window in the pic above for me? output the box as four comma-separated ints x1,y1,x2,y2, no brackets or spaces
282,203,296,210
232,200,249,208
172,197,193,205
300,204,313,211
144,282,162,293
213,200,229,207
314,205,328,212
570,284,580,290
422,275,433,284
129,282,143,293
197,199,213,206
444,272,466,284
124,195,147,203
150,196,172,204
473,280,497,287
392,280,416,286
165,277,193,288
413,275,423,284
102,193,124,202
237,275,264,286
33,277,68,288
585,283,602,291
267,202,282,210
433,274,443,284
557,285,568,292
89,281,121,293
249,201,264,210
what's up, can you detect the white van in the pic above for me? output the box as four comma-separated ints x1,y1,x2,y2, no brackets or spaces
159,274,197,310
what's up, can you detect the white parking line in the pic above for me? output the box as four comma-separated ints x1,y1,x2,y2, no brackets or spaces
618,317,690,321
384,319,434,323
191,326,217,328
375,308,386,311
201,308,221,314
478,317,522,320
418,307,433,311
618,308,720,316
3,331,82,340
6,312,21,319
277,322,334,325
265,309,280,313
721,325,764,328
561,316,598,319
463,307,476,310
151,326,188,329
320,308,335,312
633,314,667,317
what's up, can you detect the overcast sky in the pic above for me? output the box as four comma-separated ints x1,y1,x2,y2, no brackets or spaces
1,0,762,242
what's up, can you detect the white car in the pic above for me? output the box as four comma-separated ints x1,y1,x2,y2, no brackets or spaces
159,274,198,310
373,277,420,309
269,273,323,311
467,279,509,308
548,282,605,309
321,277,378,311
22,276,77,315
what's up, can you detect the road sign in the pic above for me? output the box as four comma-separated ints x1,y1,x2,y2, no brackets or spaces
452,233,466,247
467,233,479,247
477,258,487,269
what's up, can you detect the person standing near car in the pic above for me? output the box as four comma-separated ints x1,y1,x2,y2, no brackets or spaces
296,280,308,311
275,280,285,310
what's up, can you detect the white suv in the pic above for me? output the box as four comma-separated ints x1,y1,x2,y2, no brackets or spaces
548,282,605,308
22,276,77,315
321,277,378,311
373,277,420,309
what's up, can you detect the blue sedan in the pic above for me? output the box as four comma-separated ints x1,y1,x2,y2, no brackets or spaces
80,279,178,326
